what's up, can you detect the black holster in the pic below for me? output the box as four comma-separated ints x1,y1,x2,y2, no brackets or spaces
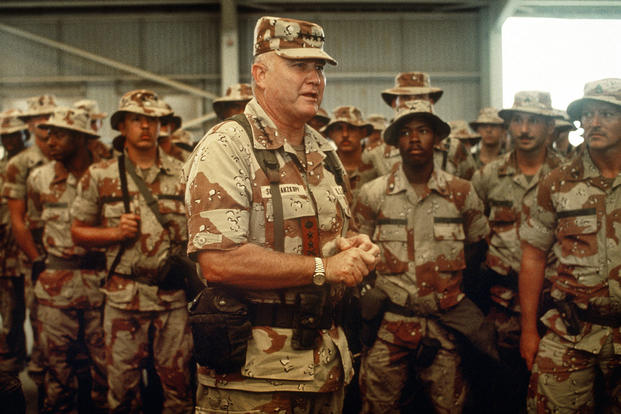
292,289,328,350
187,286,252,373
359,287,388,348
31,256,46,282
158,253,197,292
555,300,581,336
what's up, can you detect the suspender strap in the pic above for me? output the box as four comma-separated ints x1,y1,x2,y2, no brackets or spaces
123,155,168,229
230,114,285,253
107,154,131,280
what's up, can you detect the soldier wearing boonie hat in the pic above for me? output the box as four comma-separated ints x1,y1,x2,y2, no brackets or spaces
183,15,380,414
212,83,254,120
0,109,29,380
519,79,621,413
381,72,443,108
323,106,375,198
308,107,330,134
448,119,481,151
71,88,193,412
157,102,190,162
2,96,58,396
550,109,578,157
471,90,566,408
356,99,489,413
364,114,387,149
27,107,108,412
73,99,108,132
469,107,507,167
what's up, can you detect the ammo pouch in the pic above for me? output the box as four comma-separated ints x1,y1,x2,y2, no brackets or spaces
187,286,252,373
359,287,388,348
158,253,197,292
554,300,582,335
412,337,441,369
292,289,329,350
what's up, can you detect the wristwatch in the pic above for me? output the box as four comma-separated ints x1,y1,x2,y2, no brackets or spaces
312,257,326,286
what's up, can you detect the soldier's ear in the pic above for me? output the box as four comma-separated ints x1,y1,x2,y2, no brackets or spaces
252,61,268,90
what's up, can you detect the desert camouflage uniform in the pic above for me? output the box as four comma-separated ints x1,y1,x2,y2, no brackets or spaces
2,142,50,386
354,166,489,413
71,147,193,413
184,98,354,412
520,151,621,413
471,149,566,349
0,157,26,375
28,157,108,413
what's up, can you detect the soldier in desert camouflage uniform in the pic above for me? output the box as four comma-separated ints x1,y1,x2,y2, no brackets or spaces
471,91,565,410
71,90,193,413
3,95,57,395
520,78,621,413
322,106,375,199
448,119,481,152
364,114,388,150
469,107,507,168
308,107,330,134
363,72,477,181
550,109,578,158
212,83,253,120
355,100,489,413
183,16,379,413
27,107,108,413
159,105,192,162
73,99,113,161
0,110,28,377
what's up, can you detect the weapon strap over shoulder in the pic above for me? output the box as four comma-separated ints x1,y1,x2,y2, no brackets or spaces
107,154,131,280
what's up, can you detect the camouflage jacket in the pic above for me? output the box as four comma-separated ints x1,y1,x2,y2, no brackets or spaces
520,151,621,354
0,158,20,278
71,147,187,311
359,137,477,184
183,98,353,393
355,166,489,313
471,150,566,311
28,158,105,308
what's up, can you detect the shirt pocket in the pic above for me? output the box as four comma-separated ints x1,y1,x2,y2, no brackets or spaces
556,208,598,267
432,217,466,272
41,202,70,223
102,201,125,228
157,195,187,241
489,200,517,231
374,219,409,274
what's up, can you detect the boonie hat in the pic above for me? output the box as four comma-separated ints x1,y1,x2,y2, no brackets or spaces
322,106,374,136
171,129,195,151
40,107,100,139
212,83,253,119
383,100,450,146
18,94,58,120
553,109,577,132
253,16,337,65
381,72,444,107
367,114,388,131
499,91,557,121
73,99,108,120
0,109,29,135
448,120,481,141
566,78,621,121
469,107,505,130
110,89,173,131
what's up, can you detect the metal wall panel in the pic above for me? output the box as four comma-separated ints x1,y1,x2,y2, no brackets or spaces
0,20,60,77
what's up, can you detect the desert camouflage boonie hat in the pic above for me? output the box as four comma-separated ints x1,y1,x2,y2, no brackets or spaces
253,16,337,65
0,109,29,135
553,109,576,132
110,89,173,130
18,94,58,120
469,107,505,129
383,100,450,147
367,114,388,131
449,120,481,141
310,107,330,128
566,78,621,121
73,99,108,120
499,91,557,121
381,72,444,107
212,83,253,118
40,107,99,139
322,106,374,135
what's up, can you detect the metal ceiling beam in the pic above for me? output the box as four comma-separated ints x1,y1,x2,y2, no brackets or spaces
493,0,521,30
0,22,218,100
0,0,218,8
522,0,621,6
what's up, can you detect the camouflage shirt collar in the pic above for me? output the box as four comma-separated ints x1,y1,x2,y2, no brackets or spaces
51,148,105,185
498,148,565,177
388,164,449,196
121,147,177,178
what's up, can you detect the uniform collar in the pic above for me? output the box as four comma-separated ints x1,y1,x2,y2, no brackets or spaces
387,164,450,197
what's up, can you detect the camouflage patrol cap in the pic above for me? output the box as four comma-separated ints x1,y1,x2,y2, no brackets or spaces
110,89,173,131
212,83,253,119
499,91,557,121
0,109,29,135
367,114,388,131
383,100,450,146
253,16,337,65
469,107,505,129
73,99,108,120
40,107,99,139
322,106,374,135
381,72,444,107
566,78,621,121
18,94,58,120
448,120,481,141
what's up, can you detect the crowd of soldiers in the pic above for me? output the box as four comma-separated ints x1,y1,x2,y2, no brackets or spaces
0,14,619,414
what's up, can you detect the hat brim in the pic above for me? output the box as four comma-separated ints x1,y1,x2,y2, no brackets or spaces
381,87,444,106
498,108,557,122
321,120,374,137
17,110,55,121
567,96,621,121
212,99,252,119
274,48,337,66
0,125,29,135
110,110,171,131
90,112,108,120
39,122,99,139
384,112,450,147
469,120,505,130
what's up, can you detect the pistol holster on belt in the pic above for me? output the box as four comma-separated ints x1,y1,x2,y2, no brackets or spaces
359,287,388,348
291,288,328,350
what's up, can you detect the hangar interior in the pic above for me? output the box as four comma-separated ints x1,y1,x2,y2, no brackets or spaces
1,0,620,142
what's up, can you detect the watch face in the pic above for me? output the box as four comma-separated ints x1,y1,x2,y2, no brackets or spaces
313,272,326,286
